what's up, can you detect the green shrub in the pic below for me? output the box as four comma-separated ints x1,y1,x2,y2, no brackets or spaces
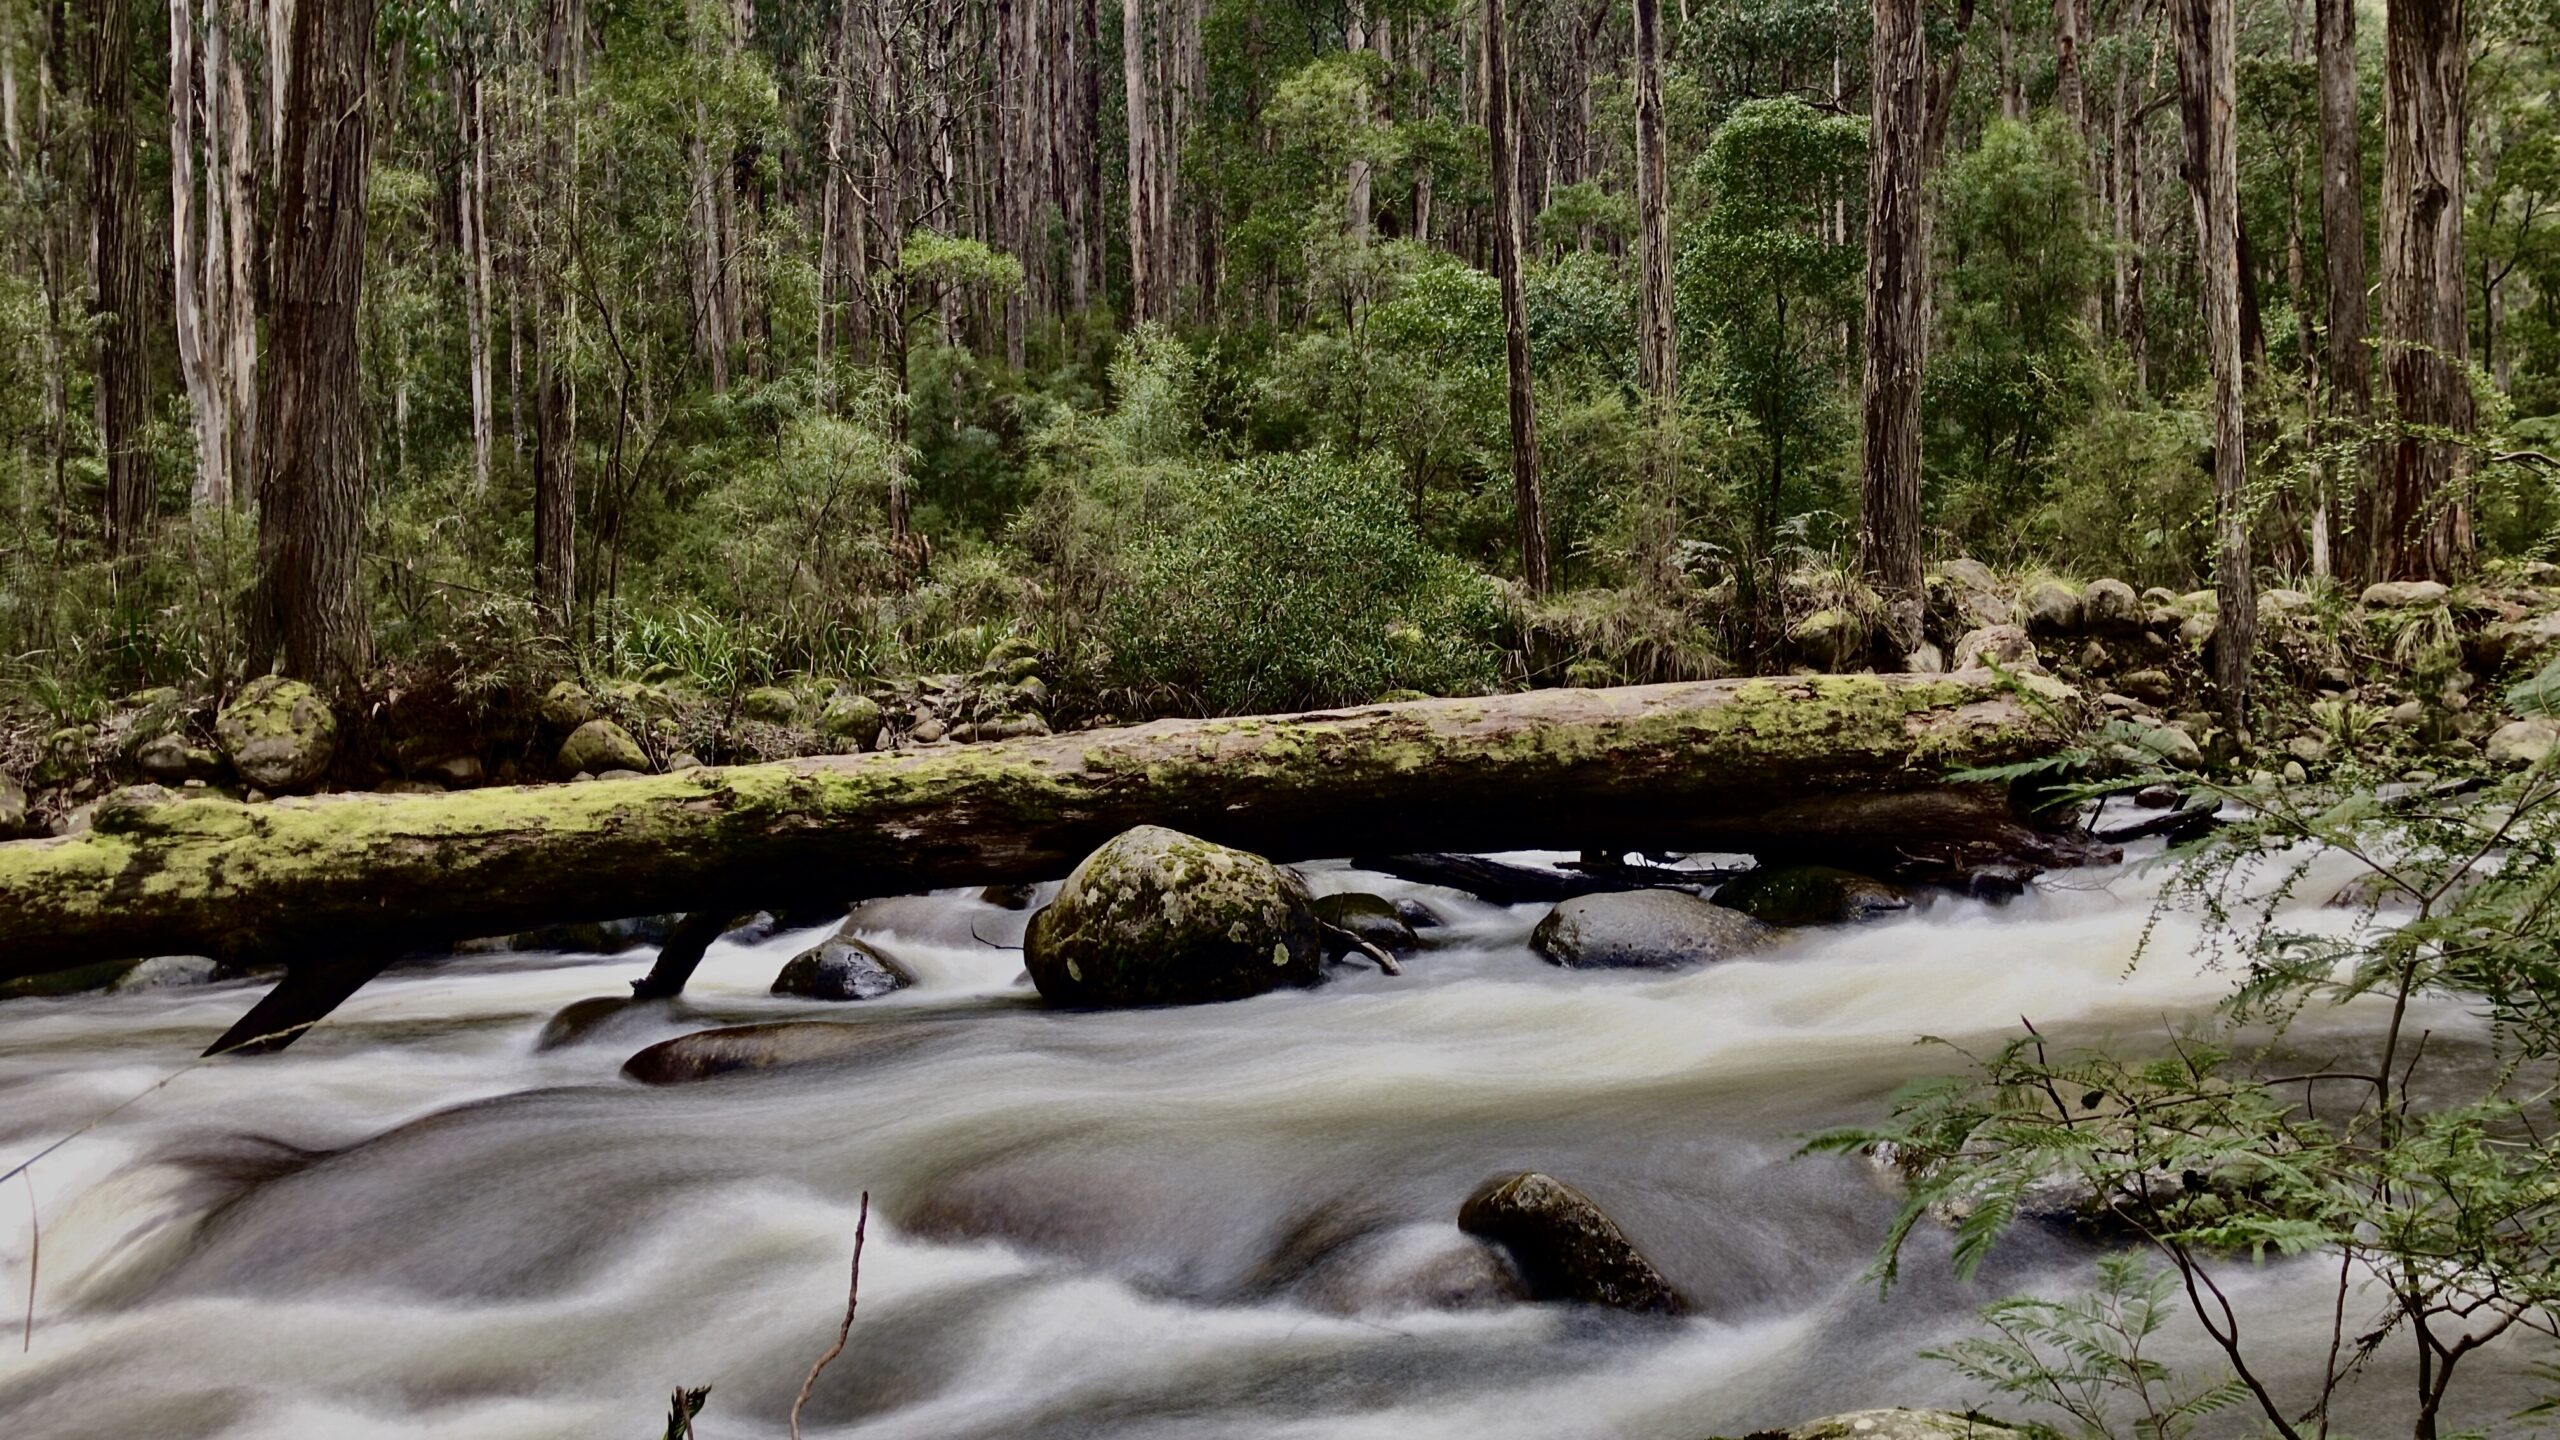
1100,452,1504,714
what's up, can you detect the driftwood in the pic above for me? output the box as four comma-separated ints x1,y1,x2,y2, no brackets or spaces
0,673,2095,1046
1350,852,1742,904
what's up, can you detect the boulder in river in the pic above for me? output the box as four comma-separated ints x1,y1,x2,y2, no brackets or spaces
1711,865,1909,927
1775,1410,2022,1440
1314,891,1420,953
214,675,337,792
1530,890,1774,970
772,933,915,1001
1456,1171,1685,1314
1023,825,1324,1007
623,1020,896,1084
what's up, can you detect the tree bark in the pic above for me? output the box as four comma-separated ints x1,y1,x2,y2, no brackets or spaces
1631,0,1676,592
2374,0,2469,582
532,0,579,631
89,0,150,552
1122,0,1156,322
1862,0,1927,653
0,672,2092,985
1484,0,1550,593
251,0,376,690
2174,0,2252,737
2313,0,2367,580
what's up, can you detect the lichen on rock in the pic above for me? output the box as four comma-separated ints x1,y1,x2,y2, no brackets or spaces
1023,824,1323,1006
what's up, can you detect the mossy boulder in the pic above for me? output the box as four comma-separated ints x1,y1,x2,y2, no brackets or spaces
1788,607,1867,672
742,686,799,724
539,680,597,730
2362,579,2450,609
1314,891,1419,953
557,718,649,776
214,676,338,792
0,773,30,839
2020,579,2084,635
1456,1171,1684,1314
135,733,224,783
1023,824,1324,1007
819,693,885,751
985,636,1042,670
1712,866,1909,927
772,933,915,1001
1530,890,1774,970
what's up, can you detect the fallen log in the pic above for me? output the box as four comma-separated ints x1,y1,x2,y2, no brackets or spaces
1349,852,1735,904
0,672,2093,992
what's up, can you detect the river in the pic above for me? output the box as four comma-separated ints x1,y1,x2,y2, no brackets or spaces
0,831,2538,1437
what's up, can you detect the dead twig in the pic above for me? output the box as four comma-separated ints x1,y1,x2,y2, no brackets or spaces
19,1170,34,1353
1322,921,1403,976
789,1190,871,1440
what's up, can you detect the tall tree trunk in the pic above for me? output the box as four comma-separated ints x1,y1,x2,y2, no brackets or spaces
1862,0,1926,653
459,39,494,495
2174,0,2251,737
1632,0,1676,592
2312,0,2368,581
1483,0,1548,593
1122,0,1155,322
2374,0,2469,582
1347,0,1371,246
216,0,258,503
90,0,150,552
533,0,579,631
252,0,376,689
170,0,227,511
2056,0,2086,134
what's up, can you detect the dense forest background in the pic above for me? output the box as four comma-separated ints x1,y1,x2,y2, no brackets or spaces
1,0,2554,732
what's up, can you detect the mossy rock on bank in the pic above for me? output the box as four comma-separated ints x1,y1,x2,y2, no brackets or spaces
1023,825,1324,1006
557,719,649,775
1712,865,1909,927
214,676,337,792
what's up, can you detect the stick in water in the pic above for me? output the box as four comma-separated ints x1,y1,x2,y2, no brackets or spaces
788,1190,870,1440
20,1169,35,1353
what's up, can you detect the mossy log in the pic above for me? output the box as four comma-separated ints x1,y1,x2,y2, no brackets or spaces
0,672,2092,988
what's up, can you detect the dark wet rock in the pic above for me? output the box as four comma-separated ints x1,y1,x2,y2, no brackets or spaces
215,675,338,792
1296,1225,1527,1316
772,934,916,1001
1391,897,1445,929
1456,1171,1685,1314
1711,866,1909,927
1314,892,1419,953
2020,579,2083,635
420,753,485,787
1023,825,1323,1007
2133,782,2181,809
1960,865,2034,902
136,733,224,783
622,1021,899,1084
1530,890,1774,971
980,882,1038,910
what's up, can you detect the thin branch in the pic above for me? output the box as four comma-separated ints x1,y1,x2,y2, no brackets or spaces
789,1190,872,1440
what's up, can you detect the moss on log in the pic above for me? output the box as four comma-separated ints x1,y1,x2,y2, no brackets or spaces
0,672,2087,983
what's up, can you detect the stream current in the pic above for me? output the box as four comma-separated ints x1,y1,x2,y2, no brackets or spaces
0,832,2541,1437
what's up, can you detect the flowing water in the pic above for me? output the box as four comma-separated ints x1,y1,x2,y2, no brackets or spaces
0,830,2541,1438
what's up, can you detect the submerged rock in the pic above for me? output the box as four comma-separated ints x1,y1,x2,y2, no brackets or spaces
1314,891,1419,953
1530,890,1773,970
1712,866,1909,927
622,1021,890,1084
980,882,1038,910
214,676,338,792
1392,897,1446,930
772,933,915,1001
1023,825,1323,1007
1297,1224,1527,1316
1456,1171,1684,1315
